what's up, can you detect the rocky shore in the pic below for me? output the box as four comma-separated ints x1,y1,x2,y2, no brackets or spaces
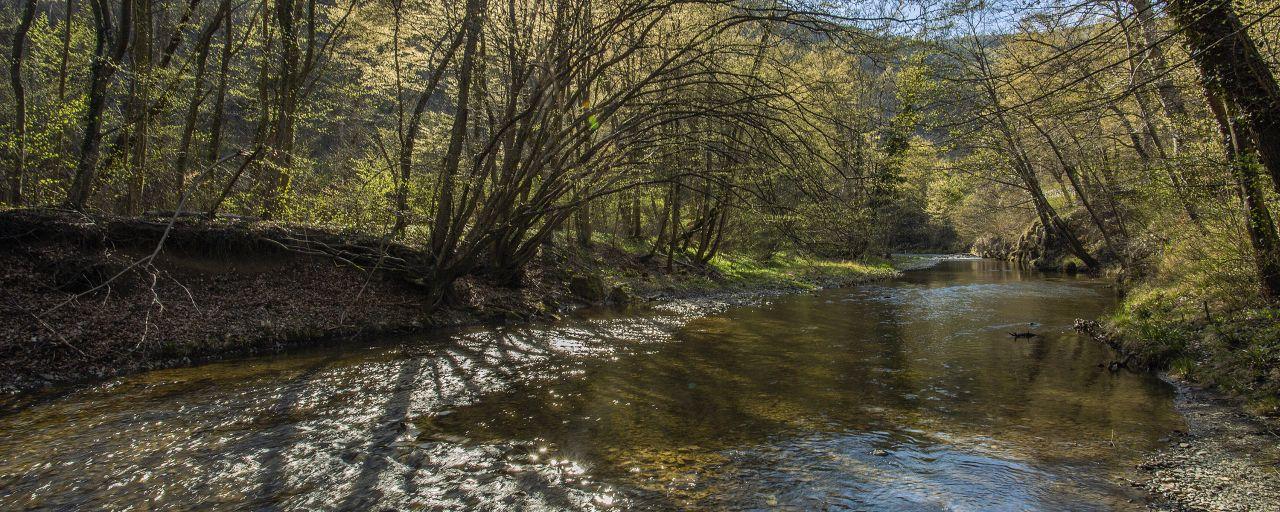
1135,378,1280,511
1076,318,1280,510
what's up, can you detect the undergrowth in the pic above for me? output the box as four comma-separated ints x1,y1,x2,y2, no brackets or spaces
561,234,898,298
1107,234,1280,415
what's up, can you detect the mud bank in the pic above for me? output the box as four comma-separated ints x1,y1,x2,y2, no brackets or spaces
0,209,896,396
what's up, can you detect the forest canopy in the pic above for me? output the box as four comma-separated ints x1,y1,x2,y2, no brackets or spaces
5,0,1280,316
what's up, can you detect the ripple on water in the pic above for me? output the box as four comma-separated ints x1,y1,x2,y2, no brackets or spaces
0,260,1176,510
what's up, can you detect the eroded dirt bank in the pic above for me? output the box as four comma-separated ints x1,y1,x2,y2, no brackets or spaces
0,210,518,393
0,210,897,395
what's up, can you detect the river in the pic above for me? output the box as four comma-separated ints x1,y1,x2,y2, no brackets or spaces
0,259,1183,510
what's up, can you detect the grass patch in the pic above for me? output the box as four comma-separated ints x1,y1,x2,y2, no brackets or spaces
706,252,896,291
1108,283,1280,416
561,236,897,298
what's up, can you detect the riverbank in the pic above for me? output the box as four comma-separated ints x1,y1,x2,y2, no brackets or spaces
1077,316,1280,510
0,209,897,395
1104,286,1280,415
1135,377,1280,511
0,257,1166,510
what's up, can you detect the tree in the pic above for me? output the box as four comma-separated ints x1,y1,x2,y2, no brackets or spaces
1170,0,1280,192
65,0,133,210
6,0,37,205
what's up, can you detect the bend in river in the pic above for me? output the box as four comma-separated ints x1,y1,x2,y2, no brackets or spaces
0,260,1183,510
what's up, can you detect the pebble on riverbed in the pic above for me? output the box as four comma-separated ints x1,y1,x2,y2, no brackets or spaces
1137,380,1280,512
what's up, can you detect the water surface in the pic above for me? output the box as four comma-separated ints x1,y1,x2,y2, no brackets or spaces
0,260,1182,510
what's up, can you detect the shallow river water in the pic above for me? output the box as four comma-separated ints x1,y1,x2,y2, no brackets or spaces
0,259,1183,511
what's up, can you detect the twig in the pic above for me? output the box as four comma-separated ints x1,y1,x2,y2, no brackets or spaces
39,150,241,318
3,297,90,358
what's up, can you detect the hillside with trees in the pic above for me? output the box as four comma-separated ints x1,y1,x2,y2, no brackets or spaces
4,1,1280,509
3,0,1280,429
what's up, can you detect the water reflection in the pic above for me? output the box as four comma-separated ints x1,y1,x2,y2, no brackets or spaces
0,260,1181,510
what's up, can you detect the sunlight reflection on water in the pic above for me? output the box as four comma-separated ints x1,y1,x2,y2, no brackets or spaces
0,260,1181,510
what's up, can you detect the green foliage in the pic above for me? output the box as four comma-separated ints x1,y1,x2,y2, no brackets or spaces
1111,285,1280,414
707,252,896,291
6,0,1276,414
291,152,397,231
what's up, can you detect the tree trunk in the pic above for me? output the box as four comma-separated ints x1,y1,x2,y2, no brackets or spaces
973,44,1100,269
125,0,153,214
666,177,681,272
91,0,201,196
7,0,36,205
1025,169,1098,268
207,145,265,218
628,191,642,238
262,0,303,218
645,192,670,261
1130,0,1189,153
58,0,75,101
174,0,229,203
206,0,233,164
575,195,593,247
393,28,464,237
1171,0,1280,192
66,0,133,210
427,0,485,277
703,195,730,264
1206,89,1280,299
1029,120,1124,265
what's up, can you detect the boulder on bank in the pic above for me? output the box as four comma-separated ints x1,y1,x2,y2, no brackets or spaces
970,234,1013,259
608,285,632,306
569,274,607,302
971,209,1119,272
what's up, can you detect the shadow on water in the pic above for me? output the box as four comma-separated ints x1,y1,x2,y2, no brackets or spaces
253,355,339,508
0,260,1181,510
331,356,419,511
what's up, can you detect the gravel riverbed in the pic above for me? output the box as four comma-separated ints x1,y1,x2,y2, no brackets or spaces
1134,378,1280,511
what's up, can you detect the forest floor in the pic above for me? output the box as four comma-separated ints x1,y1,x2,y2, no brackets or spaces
1132,377,1280,512
0,209,898,395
